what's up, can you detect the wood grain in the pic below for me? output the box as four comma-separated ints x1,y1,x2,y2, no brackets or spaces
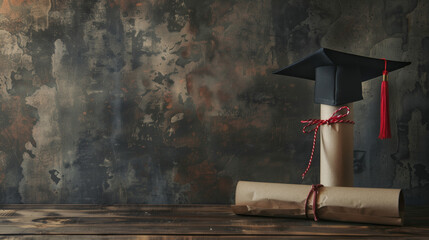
0,205,428,239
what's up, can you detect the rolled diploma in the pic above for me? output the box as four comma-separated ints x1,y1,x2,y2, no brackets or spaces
320,104,354,186
234,181,404,226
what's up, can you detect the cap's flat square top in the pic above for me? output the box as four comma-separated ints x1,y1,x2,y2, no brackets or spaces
273,48,410,82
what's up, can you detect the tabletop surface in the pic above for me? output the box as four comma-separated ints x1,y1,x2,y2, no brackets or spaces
0,204,428,239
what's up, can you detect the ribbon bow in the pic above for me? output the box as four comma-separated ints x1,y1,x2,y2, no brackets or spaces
300,106,355,179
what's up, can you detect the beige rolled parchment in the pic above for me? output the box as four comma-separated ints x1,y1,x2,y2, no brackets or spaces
233,181,404,226
320,104,354,186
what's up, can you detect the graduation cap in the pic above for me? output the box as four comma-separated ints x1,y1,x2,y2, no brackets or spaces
273,48,410,106
273,48,411,183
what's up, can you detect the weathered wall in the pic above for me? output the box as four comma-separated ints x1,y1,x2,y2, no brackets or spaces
0,0,427,204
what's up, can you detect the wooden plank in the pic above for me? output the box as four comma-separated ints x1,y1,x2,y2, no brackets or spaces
0,205,427,239
1,236,428,240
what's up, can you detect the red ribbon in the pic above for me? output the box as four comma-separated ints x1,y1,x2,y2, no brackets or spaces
304,184,324,221
300,106,355,179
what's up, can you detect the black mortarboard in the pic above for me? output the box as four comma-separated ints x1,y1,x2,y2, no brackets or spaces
273,48,410,106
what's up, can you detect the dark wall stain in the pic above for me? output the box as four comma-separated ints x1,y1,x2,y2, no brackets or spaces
0,96,37,203
382,0,418,49
414,164,429,187
49,169,61,184
353,150,366,174
0,0,428,205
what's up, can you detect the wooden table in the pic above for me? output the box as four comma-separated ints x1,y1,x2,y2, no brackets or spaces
0,205,428,239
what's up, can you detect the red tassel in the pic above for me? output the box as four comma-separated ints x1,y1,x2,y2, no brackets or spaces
379,59,391,139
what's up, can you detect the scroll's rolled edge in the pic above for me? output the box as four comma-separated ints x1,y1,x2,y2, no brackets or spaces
231,204,249,215
235,181,244,204
398,190,405,225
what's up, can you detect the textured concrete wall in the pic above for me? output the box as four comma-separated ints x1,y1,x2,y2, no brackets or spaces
0,0,427,204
